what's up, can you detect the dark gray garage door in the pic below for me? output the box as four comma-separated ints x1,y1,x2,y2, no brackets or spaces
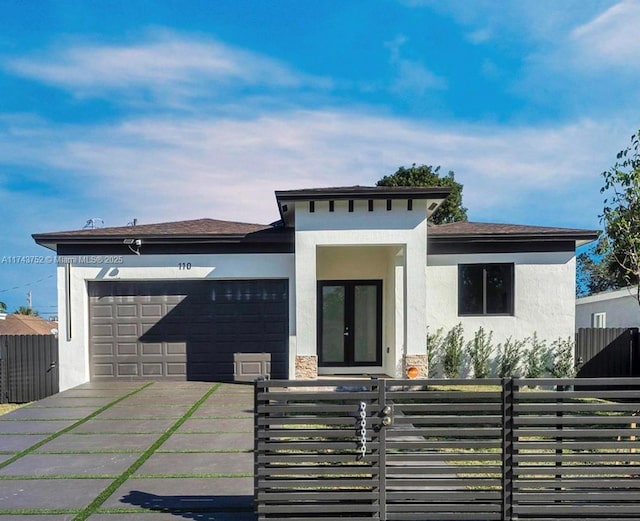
88,279,288,381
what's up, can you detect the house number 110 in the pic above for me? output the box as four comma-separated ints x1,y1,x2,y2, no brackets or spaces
178,262,192,270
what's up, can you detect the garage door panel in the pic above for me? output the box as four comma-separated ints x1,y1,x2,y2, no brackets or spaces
116,343,138,356
116,323,137,337
117,363,139,376
141,343,162,355
141,304,163,317
89,279,288,381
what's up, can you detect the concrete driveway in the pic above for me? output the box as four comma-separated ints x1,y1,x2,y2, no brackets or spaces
0,381,256,521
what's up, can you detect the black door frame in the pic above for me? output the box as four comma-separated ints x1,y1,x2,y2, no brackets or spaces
317,280,383,367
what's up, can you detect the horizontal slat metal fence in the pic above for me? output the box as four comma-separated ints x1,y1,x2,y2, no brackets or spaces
255,379,382,521
0,334,59,403
255,378,640,521
512,378,640,520
383,378,504,521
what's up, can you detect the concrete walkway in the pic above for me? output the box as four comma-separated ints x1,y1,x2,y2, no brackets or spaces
0,381,256,520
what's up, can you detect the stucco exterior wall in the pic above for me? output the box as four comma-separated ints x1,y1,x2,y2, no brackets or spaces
576,287,640,328
294,200,427,377
426,251,576,349
56,253,295,390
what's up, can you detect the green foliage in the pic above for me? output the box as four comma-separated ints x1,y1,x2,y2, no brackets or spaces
576,246,625,297
497,337,524,377
376,164,468,224
0,301,6,313
580,129,640,298
548,337,576,378
442,323,465,379
13,306,39,316
523,333,550,378
426,327,444,378
467,327,493,378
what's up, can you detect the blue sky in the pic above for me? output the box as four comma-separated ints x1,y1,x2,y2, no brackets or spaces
1,0,639,317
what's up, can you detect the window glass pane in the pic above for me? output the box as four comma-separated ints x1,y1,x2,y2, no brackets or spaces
354,285,378,363
321,286,345,363
486,264,513,314
459,265,483,314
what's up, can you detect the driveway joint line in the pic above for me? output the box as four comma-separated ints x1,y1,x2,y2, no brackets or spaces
71,383,221,521
0,382,154,472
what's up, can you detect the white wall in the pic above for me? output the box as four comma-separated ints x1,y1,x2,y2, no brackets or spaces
56,253,295,390
426,251,577,350
576,287,640,328
295,200,428,376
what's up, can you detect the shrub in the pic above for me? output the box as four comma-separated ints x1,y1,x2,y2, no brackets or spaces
426,327,444,378
442,323,465,379
467,327,493,378
497,337,524,377
548,337,576,378
524,333,550,379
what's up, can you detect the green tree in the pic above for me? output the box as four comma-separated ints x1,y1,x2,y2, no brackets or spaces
597,129,640,303
14,306,39,317
377,164,468,224
0,301,6,313
576,247,622,297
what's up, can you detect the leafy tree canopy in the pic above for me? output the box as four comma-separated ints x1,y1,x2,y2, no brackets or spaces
376,164,468,224
579,129,640,298
14,306,39,317
0,301,6,313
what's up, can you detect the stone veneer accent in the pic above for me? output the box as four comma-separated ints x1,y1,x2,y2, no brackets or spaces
295,355,318,379
403,354,429,379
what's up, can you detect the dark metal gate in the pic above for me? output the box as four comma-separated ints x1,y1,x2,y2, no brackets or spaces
255,377,640,521
0,334,59,403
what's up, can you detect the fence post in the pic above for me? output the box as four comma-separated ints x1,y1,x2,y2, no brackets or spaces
502,377,514,521
373,376,386,521
253,376,262,520
0,336,5,404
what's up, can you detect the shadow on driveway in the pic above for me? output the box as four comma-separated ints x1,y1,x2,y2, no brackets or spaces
121,490,255,520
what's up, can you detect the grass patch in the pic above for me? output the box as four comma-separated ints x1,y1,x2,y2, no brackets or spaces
71,383,221,521
0,508,80,515
131,472,253,478
0,474,119,480
156,448,251,453
0,382,153,472
95,505,253,514
35,449,141,454
0,403,27,416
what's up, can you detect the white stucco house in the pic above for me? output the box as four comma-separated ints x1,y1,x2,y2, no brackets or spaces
576,286,640,329
33,186,597,390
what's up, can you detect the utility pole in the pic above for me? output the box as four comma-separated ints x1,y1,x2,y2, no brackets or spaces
27,291,32,310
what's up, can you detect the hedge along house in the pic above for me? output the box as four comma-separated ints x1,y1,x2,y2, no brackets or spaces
33,186,598,390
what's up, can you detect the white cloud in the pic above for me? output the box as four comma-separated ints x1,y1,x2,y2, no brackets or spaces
385,35,447,95
403,0,609,44
4,30,332,103
0,108,626,231
571,0,640,69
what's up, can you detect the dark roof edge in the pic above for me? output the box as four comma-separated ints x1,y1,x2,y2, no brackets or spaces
275,186,452,201
428,231,599,242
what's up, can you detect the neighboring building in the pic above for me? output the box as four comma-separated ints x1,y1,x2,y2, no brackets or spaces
576,286,640,329
33,186,597,390
0,313,58,336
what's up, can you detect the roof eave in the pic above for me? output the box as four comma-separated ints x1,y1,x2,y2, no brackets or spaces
428,231,599,244
275,187,452,202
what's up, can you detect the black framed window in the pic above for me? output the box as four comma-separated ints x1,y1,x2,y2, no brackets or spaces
458,263,514,315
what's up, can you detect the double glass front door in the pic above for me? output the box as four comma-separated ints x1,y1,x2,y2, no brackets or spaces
318,280,382,366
